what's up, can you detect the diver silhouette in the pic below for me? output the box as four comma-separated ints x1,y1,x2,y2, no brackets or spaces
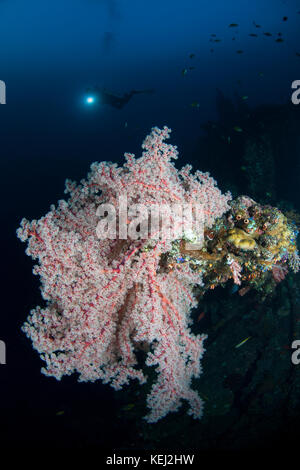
87,87,154,109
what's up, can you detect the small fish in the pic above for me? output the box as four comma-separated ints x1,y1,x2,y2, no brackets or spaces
232,37,236,40
181,68,188,76
197,311,205,322
275,38,284,42
282,16,288,21
122,403,135,411
241,95,248,100
253,21,261,28
210,48,214,53
231,284,239,294
211,34,217,37
241,165,247,171
229,23,239,27
249,33,258,37
236,50,244,54
124,122,128,128
214,39,221,42
189,66,195,70
233,126,243,132
227,136,231,144
190,101,200,108
200,393,209,401
56,411,65,416
258,72,264,77
296,53,300,57
278,32,282,36
189,53,195,59
235,336,251,348
263,32,272,36
238,286,251,297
